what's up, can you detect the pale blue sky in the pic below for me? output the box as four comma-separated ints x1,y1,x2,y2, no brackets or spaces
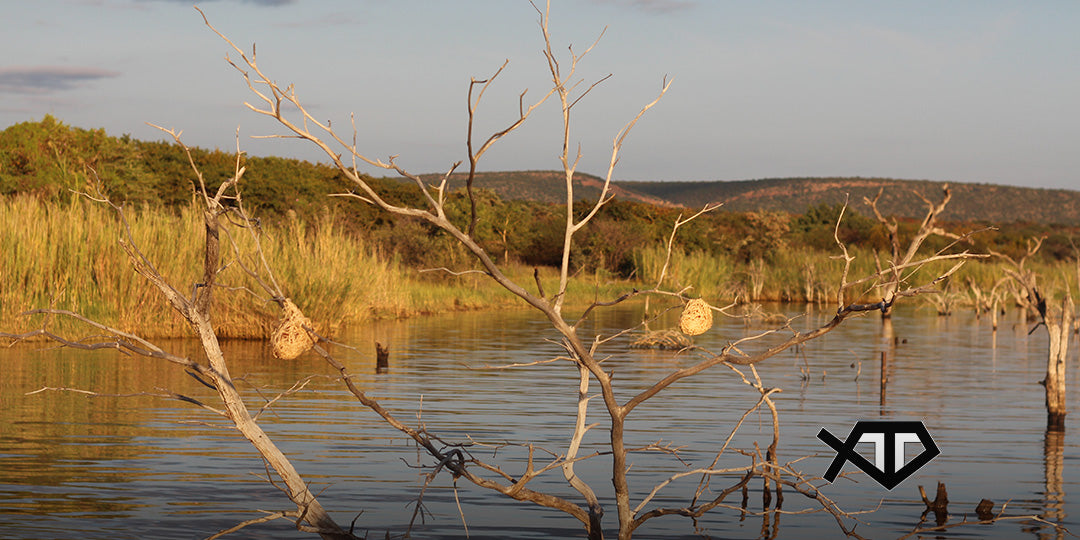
2,0,1078,190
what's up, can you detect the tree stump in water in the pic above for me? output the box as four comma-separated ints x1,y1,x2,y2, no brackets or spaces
1039,293,1072,431
376,341,390,374
919,482,949,526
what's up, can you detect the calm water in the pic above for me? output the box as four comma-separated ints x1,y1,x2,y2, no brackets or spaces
1,303,1078,539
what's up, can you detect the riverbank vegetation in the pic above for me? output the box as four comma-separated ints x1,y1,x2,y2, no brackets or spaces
2,117,1078,338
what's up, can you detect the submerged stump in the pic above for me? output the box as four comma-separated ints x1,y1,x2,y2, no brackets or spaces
376,341,390,373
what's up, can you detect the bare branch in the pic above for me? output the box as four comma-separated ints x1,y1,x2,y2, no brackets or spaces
26,386,227,417
207,510,302,540
465,59,556,235
418,267,490,277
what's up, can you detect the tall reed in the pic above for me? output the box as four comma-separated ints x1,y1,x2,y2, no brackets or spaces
1,195,630,339
5,195,1075,338
629,242,1075,308
1,195,408,338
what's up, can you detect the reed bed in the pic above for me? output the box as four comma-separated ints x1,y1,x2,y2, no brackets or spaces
1,195,408,338
631,243,1075,309
0,196,628,338
3,195,1075,339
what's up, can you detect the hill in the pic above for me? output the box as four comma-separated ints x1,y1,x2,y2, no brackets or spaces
4,117,1078,225
417,170,675,207
417,171,1080,225
619,177,1080,225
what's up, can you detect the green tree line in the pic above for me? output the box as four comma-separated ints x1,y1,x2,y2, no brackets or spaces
3,116,1077,280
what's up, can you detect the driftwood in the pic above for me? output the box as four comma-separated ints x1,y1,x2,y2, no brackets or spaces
629,329,692,350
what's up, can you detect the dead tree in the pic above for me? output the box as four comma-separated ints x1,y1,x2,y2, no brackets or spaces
194,3,987,537
3,3,991,539
2,135,356,539
864,185,961,318
993,236,1048,321
990,238,1076,430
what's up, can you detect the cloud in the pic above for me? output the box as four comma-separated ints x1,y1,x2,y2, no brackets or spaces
0,66,122,95
589,0,696,14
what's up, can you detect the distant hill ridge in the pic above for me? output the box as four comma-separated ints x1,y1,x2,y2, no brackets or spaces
622,177,1080,224
431,171,1080,225
418,170,677,208
5,117,1076,224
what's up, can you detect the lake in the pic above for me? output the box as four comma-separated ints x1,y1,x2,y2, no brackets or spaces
1,302,1077,539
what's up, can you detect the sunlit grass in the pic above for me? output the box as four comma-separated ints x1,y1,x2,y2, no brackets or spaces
1,196,638,338
1,195,407,338
3,194,1076,339
631,242,1074,309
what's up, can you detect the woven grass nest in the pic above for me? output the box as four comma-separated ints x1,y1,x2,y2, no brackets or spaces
679,298,713,336
271,298,314,360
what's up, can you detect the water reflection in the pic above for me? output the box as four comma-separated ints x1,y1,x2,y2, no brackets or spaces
880,316,896,412
0,303,1077,539
1040,427,1066,539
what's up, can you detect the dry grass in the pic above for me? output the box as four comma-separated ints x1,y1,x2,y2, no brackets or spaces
4,195,1074,338
1,195,405,338
0,195,634,338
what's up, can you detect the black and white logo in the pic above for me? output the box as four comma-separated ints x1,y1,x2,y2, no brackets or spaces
818,421,940,490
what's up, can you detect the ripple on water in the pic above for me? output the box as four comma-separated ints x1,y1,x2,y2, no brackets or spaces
0,304,1077,538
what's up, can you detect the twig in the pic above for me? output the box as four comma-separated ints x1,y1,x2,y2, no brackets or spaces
206,510,300,540
25,386,227,417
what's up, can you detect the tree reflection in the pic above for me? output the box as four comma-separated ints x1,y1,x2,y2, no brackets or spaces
879,317,896,413
1037,427,1066,540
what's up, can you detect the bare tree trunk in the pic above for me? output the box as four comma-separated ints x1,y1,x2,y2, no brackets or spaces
991,238,1073,431
114,150,354,539
195,318,351,539
563,364,604,539
1044,295,1073,430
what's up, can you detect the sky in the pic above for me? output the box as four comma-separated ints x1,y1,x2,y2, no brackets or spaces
2,0,1078,191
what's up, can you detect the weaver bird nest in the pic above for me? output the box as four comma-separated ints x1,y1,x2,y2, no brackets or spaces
679,298,713,336
271,298,314,360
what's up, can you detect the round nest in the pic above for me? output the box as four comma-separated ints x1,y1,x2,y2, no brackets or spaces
679,298,713,336
271,298,314,360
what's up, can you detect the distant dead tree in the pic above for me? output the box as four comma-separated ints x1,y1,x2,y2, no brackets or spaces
993,236,1048,321
864,185,963,318
990,237,1076,430
2,3,1021,539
